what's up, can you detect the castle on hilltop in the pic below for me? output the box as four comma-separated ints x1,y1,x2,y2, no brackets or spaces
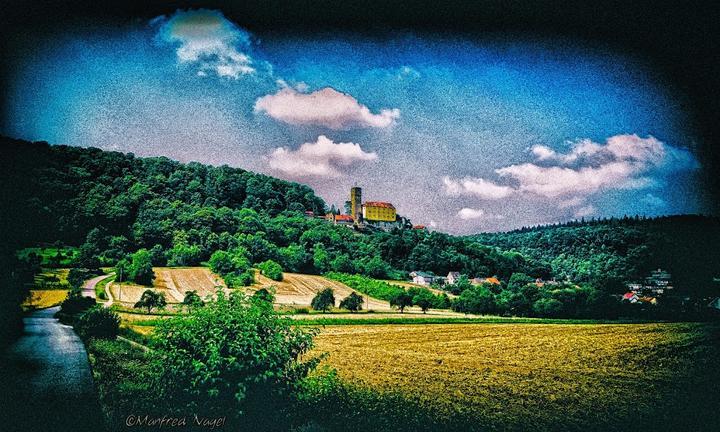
327,186,401,230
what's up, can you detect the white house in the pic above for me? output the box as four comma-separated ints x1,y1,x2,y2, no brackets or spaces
410,271,436,286
447,272,461,285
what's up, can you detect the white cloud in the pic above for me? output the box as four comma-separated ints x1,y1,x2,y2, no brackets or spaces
267,135,377,178
446,134,696,204
641,193,666,207
155,9,255,79
457,208,485,220
255,87,400,129
442,176,514,199
574,205,596,218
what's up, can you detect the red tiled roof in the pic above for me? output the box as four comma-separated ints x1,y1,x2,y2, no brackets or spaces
413,225,426,229
623,292,636,299
334,214,354,221
363,201,395,209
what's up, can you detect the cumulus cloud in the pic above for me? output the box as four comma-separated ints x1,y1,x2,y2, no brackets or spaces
446,134,696,205
442,176,515,199
267,135,377,178
155,9,255,78
457,208,485,220
255,87,400,129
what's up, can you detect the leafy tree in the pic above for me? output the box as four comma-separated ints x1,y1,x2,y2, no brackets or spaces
412,288,436,313
330,254,355,273
447,275,473,295
508,272,534,291
152,291,319,425
134,289,166,313
128,249,155,286
453,285,497,315
312,243,331,273
390,291,413,313
339,292,364,312
532,298,564,317
182,290,204,307
258,259,283,281
59,291,96,316
311,288,335,313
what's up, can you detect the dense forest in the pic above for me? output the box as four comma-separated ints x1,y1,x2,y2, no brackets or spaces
471,215,720,297
2,137,719,345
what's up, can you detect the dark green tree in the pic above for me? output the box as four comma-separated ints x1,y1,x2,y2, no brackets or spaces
134,289,166,313
311,288,335,313
339,292,364,312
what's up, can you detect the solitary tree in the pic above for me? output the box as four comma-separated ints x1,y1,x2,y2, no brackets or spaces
311,288,335,313
134,289,167,313
258,259,284,281
339,292,364,312
182,290,204,308
412,289,435,313
390,291,413,313
253,287,275,303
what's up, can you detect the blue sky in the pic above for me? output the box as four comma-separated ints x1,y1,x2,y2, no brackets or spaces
4,9,704,233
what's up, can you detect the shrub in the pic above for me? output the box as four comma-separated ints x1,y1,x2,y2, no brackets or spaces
67,268,101,289
311,288,335,313
225,269,255,288
258,259,283,281
59,290,97,316
253,287,275,303
339,292,364,312
295,307,310,314
75,306,120,340
152,291,319,426
134,289,167,313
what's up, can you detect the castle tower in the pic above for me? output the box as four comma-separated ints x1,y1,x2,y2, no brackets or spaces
350,186,362,223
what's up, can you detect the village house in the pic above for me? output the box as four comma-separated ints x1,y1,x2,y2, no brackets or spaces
410,271,437,286
325,213,354,226
447,271,461,285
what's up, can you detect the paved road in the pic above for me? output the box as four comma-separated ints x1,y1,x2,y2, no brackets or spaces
82,273,114,300
0,307,106,432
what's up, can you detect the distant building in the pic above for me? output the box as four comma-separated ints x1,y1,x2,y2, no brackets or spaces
447,272,461,285
627,268,674,296
363,201,397,222
622,292,640,303
326,213,354,226
350,187,363,223
410,271,437,286
412,225,427,230
471,277,501,286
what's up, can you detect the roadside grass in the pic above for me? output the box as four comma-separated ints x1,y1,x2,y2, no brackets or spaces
95,275,114,300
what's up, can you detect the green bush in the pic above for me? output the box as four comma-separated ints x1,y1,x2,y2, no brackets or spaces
67,268,101,289
295,307,310,314
152,291,320,426
258,259,283,281
253,287,275,303
452,285,497,315
59,290,97,316
74,306,120,340
225,269,255,287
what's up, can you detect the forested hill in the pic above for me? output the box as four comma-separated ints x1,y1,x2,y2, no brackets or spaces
1,136,326,247
470,215,720,296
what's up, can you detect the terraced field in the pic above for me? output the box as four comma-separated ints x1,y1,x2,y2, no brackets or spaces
252,271,393,310
109,267,226,306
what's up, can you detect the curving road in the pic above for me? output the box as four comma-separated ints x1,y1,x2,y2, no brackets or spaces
0,306,106,432
82,272,114,300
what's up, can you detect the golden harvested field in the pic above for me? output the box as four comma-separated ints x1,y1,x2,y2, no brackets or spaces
312,323,720,431
23,289,69,309
252,271,393,310
109,267,226,305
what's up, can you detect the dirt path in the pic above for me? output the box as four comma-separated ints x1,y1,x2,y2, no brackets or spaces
82,273,114,300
